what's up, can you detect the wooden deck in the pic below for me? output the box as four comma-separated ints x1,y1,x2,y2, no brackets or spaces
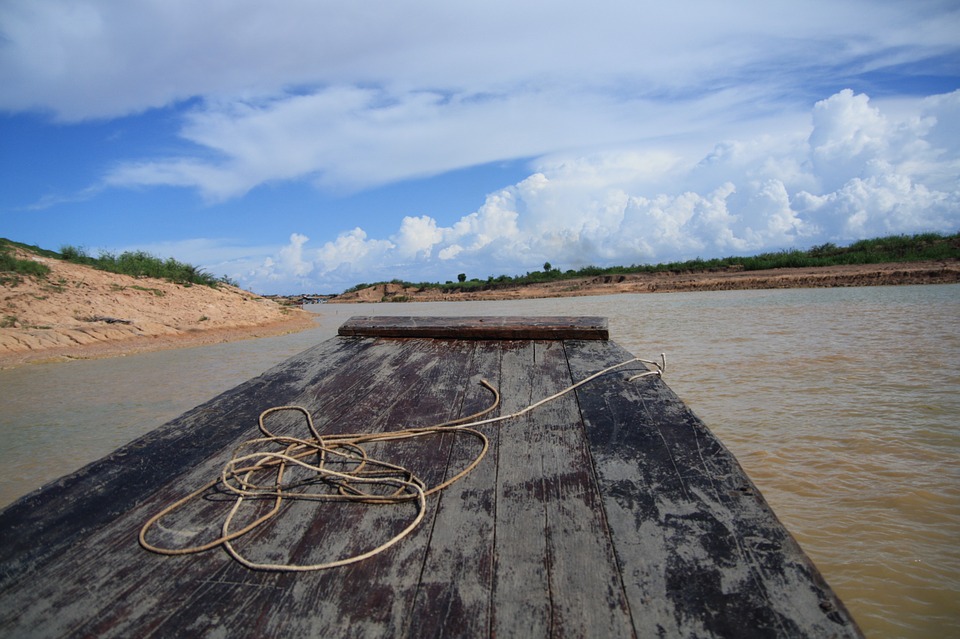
0,317,861,638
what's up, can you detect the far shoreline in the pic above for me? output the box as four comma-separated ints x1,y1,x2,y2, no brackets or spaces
331,259,960,303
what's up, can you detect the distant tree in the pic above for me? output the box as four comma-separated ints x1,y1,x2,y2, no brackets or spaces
543,261,552,272
457,273,466,282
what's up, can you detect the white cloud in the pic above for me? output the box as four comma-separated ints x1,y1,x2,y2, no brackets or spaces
226,89,959,293
277,233,312,277
393,216,442,259
3,1,956,121
810,89,897,193
795,175,956,238
97,85,771,200
446,190,523,254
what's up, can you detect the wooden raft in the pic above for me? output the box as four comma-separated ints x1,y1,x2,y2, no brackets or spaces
0,316,861,638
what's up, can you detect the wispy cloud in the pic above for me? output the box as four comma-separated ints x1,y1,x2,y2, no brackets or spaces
3,1,956,119
23,187,100,211
4,1,952,200
100,85,789,200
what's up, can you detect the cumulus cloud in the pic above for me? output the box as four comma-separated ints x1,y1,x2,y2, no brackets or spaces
237,89,959,293
393,216,442,259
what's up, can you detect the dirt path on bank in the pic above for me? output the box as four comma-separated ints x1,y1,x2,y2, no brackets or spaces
0,248,315,369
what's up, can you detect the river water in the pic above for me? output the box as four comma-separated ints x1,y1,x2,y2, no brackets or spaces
1,284,958,637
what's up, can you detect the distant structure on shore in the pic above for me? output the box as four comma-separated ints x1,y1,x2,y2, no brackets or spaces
262,294,335,306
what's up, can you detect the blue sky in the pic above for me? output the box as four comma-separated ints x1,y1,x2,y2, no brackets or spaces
2,1,959,294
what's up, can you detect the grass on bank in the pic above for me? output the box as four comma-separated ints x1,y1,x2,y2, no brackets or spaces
0,238,238,289
58,245,237,288
342,231,960,295
0,239,52,285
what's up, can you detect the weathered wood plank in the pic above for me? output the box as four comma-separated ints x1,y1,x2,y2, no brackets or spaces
564,338,862,638
338,316,609,341
490,340,552,637
406,340,503,638
533,340,633,638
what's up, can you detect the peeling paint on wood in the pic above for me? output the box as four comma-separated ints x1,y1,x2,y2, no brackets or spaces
0,317,861,638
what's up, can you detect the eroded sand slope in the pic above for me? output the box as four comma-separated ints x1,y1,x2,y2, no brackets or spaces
1,248,314,368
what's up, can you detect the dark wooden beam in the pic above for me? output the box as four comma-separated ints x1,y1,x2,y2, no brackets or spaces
338,315,609,340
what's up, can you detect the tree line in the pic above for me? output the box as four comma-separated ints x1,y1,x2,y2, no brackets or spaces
342,231,960,295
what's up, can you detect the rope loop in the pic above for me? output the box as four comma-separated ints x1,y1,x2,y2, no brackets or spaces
140,354,665,570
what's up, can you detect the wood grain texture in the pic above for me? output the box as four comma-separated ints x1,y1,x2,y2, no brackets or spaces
0,320,862,638
406,340,502,638
338,316,609,340
564,339,861,638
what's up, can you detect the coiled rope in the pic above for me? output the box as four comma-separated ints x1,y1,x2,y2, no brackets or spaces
139,354,665,571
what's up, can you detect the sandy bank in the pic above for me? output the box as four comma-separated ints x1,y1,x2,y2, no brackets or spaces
332,260,960,303
0,248,315,369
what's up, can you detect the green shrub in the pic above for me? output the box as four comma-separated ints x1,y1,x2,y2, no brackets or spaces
59,245,226,288
0,241,51,279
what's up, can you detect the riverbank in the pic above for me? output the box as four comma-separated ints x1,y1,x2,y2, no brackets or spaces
0,247,315,369
332,259,960,302
4,245,958,368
